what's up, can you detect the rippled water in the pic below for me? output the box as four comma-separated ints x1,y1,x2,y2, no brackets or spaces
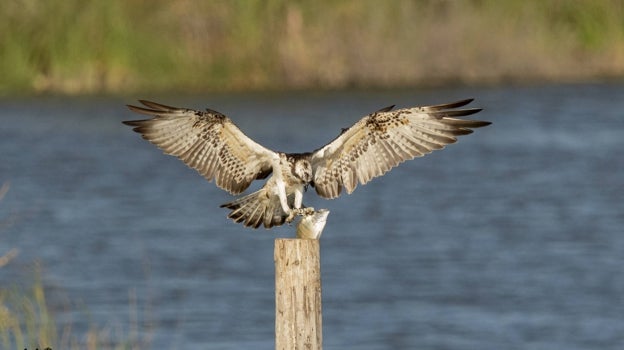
2,83,623,349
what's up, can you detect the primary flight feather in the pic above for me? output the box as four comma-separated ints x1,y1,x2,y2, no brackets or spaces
123,98,490,228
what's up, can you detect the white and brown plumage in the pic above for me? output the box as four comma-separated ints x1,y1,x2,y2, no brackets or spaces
123,98,490,228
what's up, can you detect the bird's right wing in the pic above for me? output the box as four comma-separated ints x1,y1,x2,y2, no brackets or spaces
123,100,277,194
310,99,490,198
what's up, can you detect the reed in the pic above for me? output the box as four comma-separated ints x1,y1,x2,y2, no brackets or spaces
1,184,152,349
1,0,623,95
0,268,152,350
0,269,55,349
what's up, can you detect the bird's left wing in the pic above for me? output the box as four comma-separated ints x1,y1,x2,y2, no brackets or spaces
123,100,277,195
310,99,490,199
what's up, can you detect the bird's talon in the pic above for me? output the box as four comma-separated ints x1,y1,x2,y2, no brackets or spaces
286,207,316,224
296,208,314,216
285,210,296,223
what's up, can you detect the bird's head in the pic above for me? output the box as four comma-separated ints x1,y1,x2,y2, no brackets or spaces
293,159,312,183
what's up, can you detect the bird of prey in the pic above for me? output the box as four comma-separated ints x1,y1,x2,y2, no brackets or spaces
123,98,490,229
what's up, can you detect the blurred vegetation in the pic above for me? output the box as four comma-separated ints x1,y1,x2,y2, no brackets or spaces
1,0,623,95
1,183,151,349
0,269,56,350
0,268,151,350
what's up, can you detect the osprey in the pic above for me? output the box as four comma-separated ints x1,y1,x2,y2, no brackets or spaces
123,98,490,229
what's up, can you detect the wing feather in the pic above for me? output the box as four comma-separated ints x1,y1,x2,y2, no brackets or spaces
311,99,490,199
123,100,277,194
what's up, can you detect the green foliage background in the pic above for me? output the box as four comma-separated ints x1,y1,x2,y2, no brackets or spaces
1,0,623,94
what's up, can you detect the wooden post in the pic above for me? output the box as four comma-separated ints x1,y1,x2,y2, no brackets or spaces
274,238,322,350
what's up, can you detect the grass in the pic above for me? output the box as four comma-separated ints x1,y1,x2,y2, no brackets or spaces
1,0,623,95
0,267,153,350
0,183,152,349
0,267,56,350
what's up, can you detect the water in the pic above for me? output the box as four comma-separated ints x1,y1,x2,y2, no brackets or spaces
1,83,623,349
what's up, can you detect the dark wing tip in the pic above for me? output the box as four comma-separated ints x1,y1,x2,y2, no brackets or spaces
124,103,159,127
138,100,179,111
122,120,139,126
464,107,483,115
450,98,474,107
427,98,475,110
126,104,158,116
427,100,490,127
428,108,483,119
375,105,396,113
440,118,492,129
126,100,183,116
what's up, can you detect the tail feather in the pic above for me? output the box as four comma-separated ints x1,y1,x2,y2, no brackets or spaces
220,189,288,229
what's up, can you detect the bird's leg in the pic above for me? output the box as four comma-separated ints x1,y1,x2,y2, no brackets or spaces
275,179,297,223
294,188,314,211
293,187,304,209
280,182,315,224
288,188,308,222
293,187,314,214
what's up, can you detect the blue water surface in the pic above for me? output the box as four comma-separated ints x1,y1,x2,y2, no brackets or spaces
1,83,623,349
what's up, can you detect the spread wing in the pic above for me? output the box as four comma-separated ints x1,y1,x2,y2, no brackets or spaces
311,98,490,198
123,100,277,195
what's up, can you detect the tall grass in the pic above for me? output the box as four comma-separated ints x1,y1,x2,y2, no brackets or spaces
0,183,152,349
1,0,623,95
0,268,56,349
0,268,153,350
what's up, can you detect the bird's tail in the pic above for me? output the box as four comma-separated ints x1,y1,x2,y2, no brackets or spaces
220,189,288,229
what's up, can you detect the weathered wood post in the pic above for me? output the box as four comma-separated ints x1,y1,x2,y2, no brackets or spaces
274,209,329,350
